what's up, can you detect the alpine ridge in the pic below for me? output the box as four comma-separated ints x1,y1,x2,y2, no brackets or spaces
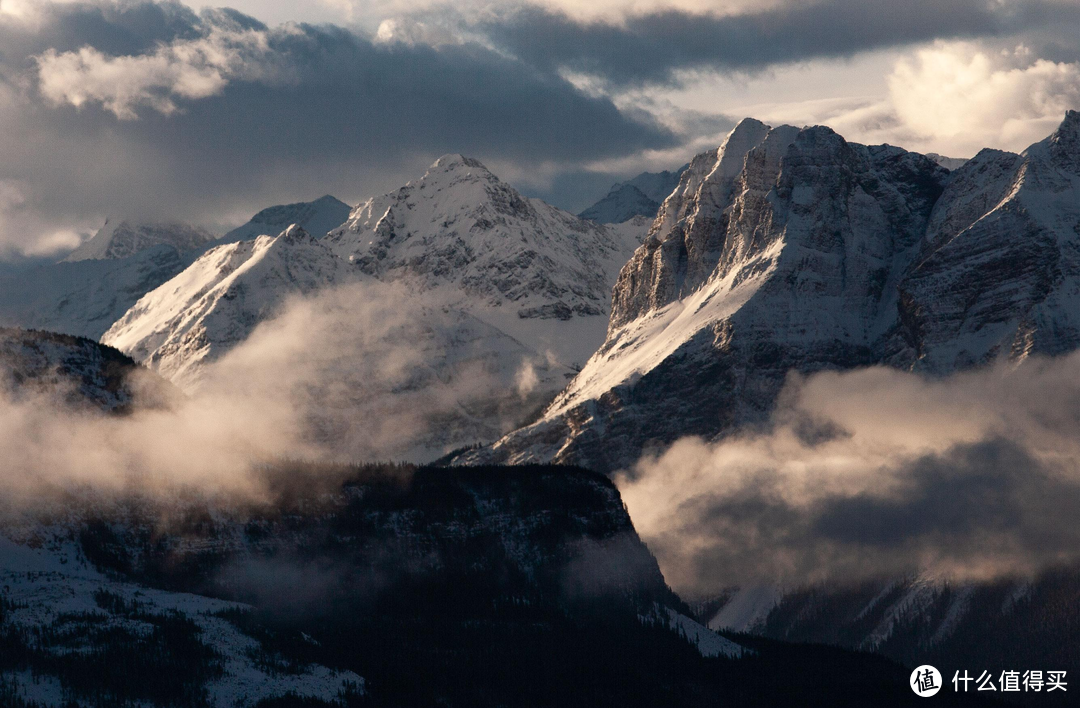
101,157,650,460
218,194,351,246
464,112,1080,473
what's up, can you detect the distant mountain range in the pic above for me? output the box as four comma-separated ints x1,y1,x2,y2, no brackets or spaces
579,165,688,224
0,196,353,340
218,194,351,246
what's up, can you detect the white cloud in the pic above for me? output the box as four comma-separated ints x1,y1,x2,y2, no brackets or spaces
35,23,280,119
656,41,1080,160
886,41,1080,155
0,0,83,24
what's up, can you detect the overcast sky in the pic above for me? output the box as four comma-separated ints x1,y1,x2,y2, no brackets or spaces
0,0,1077,259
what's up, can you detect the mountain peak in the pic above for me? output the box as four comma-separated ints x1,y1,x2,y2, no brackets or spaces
1050,109,1080,161
729,116,770,136
63,218,215,263
1059,109,1080,134
280,223,312,241
430,154,489,172
1022,109,1080,169
714,118,775,180
220,196,351,246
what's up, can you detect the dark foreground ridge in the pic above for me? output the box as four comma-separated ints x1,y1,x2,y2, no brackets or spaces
1,463,1002,707
0,326,171,412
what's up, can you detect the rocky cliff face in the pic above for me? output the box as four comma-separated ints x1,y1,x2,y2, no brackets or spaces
468,112,1080,473
892,112,1080,370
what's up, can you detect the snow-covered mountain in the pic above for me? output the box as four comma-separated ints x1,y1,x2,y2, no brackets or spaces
0,200,351,341
0,218,219,340
703,568,1080,688
63,218,216,263
103,225,345,389
467,112,1080,472
324,154,645,363
579,165,688,224
925,152,968,171
0,246,191,339
102,157,649,459
219,194,351,245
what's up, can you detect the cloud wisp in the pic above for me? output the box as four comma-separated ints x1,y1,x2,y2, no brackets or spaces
35,15,279,119
617,356,1080,596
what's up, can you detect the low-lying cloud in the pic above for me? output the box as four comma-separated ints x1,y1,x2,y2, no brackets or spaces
0,368,303,508
0,277,562,515
200,280,565,463
617,356,1080,595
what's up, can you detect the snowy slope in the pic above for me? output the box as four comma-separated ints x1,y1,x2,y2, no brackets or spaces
219,194,351,245
325,154,645,362
0,201,349,342
467,113,1080,472
103,225,345,389
0,246,190,339
0,218,218,340
322,154,648,369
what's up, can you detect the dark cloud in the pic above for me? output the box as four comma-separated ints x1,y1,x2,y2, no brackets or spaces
0,0,206,65
480,0,1080,87
0,1,675,256
618,356,1080,593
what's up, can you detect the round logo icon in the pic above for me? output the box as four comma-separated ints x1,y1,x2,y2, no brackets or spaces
911,665,942,697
